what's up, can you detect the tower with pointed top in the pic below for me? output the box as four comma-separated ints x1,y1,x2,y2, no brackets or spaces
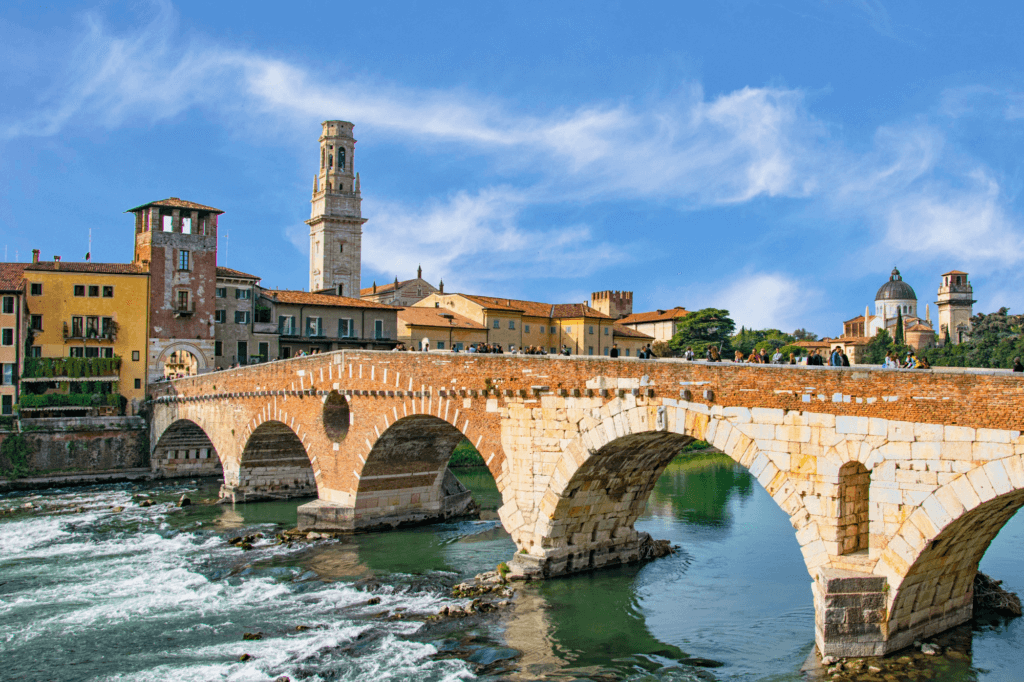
307,120,366,295
937,270,975,344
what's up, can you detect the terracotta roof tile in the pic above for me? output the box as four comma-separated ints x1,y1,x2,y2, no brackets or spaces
399,307,485,330
216,266,259,280
24,262,147,275
0,263,28,291
262,289,399,310
126,197,224,214
618,307,689,325
611,324,654,339
360,278,415,296
942,270,969,276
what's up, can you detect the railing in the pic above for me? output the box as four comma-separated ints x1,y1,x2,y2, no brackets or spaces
174,301,196,317
22,356,121,379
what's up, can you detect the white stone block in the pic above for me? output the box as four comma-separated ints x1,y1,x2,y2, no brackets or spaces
806,412,836,428
749,452,770,478
738,423,776,440
869,418,888,437
978,428,1012,444
723,406,752,423
921,496,954,532
983,461,1013,496
836,415,869,435
973,442,1013,461
871,487,902,504
944,426,977,442
888,421,916,442
776,424,811,443
1003,456,1024,489
913,423,944,442
911,442,941,460
879,442,911,460
751,407,785,425
966,466,997,503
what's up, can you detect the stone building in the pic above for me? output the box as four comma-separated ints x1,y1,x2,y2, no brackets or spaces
936,270,975,344
396,306,486,351
414,292,652,356
589,290,633,320
360,266,439,306
20,256,150,412
128,197,220,382
617,306,690,343
0,264,27,416
261,289,399,358
308,120,365,296
213,267,277,368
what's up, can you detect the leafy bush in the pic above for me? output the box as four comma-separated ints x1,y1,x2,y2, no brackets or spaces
23,356,121,379
0,434,31,478
19,393,97,408
449,439,486,467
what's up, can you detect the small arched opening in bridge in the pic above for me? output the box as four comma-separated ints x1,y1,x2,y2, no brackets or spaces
151,419,222,479
886,485,1024,646
228,420,317,502
352,414,480,530
322,390,350,441
159,346,205,379
839,461,870,555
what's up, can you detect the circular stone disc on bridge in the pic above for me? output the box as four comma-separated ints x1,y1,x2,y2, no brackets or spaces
323,390,350,441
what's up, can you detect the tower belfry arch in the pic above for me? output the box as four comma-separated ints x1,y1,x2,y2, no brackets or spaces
307,120,366,295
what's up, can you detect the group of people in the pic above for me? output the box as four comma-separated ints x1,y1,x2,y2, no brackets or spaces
882,350,931,370
734,348,799,365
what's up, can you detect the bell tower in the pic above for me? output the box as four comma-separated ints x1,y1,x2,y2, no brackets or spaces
936,270,975,344
307,120,366,295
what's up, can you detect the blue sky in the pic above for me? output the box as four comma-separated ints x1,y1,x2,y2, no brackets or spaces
2,1,1024,336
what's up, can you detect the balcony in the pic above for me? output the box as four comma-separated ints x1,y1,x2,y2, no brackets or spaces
62,320,119,342
174,301,196,317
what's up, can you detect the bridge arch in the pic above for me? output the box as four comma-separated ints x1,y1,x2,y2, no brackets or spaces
350,413,479,529
151,418,222,478
878,455,1024,647
223,419,317,502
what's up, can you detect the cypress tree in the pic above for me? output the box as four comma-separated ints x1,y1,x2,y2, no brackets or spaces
894,308,905,346
944,328,951,345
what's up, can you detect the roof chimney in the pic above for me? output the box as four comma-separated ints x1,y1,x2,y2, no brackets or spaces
53,255,61,270
439,279,444,294
31,249,39,264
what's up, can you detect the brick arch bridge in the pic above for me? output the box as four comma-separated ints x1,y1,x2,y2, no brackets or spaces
150,350,1024,657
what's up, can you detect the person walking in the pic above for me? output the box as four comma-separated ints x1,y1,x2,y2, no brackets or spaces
829,347,842,366
684,346,695,361
610,344,619,358
1014,356,1024,372
708,346,721,362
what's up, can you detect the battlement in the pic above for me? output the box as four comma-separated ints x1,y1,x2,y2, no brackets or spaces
590,290,633,319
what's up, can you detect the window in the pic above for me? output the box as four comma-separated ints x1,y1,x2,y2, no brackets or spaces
2,363,13,385
454,342,464,351
88,285,99,297
132,351,140,362
539,325,545,334
338,318,354,338
101,347,113,358
215,310,226,323
603,347,609,356
215,287,226,298
235,288,251,300
178,250,190,270
509,320,515,330
177,291,190,311
1,395,11,416
524,324,530,334
282,346,291,359
493,320,500,329
604,327,609,336
30,283,42,296
237,341,248,365
134,378,142,389
162,215,173,232
69,347,84,358
588,346,594,355
550,347,556,354
339,244,344,253
374,319,384,339
72,316,83,337
101,317,113,337
85,316,99,337
2,328,13,346
182,217,192,234
74,285,86,297
103,285,114,298
565,326,572,333
624,349,630,357
2,297,13,314
29,346,41,358
85,347,99,358
436,341,445,350
214,341,222,357
279,316,296,335
234,311,250,324
306,317,323,337
30,315,42,331
258,342,268,361
589,326,594,335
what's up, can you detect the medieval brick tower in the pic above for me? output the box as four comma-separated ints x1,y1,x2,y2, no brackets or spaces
307,120,366,295
590,290,633,319
936,270,975,344
129,197,220,381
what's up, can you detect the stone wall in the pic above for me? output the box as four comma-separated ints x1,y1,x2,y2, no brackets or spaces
1,417,148,474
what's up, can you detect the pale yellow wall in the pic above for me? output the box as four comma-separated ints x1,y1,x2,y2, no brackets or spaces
24,271,149,402
398,324,486,350
613,336,649,357
623,319,678,342
0,292,21,413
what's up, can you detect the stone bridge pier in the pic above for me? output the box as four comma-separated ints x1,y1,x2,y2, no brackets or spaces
151,351,1024,658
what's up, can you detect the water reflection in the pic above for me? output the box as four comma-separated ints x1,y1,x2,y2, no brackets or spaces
646,453,754,527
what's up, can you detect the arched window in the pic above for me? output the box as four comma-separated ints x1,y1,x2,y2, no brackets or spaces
338,182,343,191
839,461,870,554
339,148,346,171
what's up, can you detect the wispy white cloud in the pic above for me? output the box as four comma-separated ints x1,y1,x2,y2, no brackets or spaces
714,272,817,331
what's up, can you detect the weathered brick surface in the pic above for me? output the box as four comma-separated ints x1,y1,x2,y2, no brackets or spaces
151,351,1024,656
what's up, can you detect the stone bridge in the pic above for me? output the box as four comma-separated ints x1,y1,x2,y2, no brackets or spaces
149,350,1024,657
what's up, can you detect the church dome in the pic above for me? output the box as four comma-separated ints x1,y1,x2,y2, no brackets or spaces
875,267,917,301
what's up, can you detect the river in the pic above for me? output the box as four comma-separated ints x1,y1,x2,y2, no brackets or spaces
1,454,1022,681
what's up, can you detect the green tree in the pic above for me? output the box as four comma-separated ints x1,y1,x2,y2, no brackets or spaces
669,308,736,357
894,309,905,346
792,328,818,342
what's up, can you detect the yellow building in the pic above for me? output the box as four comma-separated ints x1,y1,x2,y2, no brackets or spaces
414,293,652,356
397,307,486,350
22,260,150,414
0,264,28,417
